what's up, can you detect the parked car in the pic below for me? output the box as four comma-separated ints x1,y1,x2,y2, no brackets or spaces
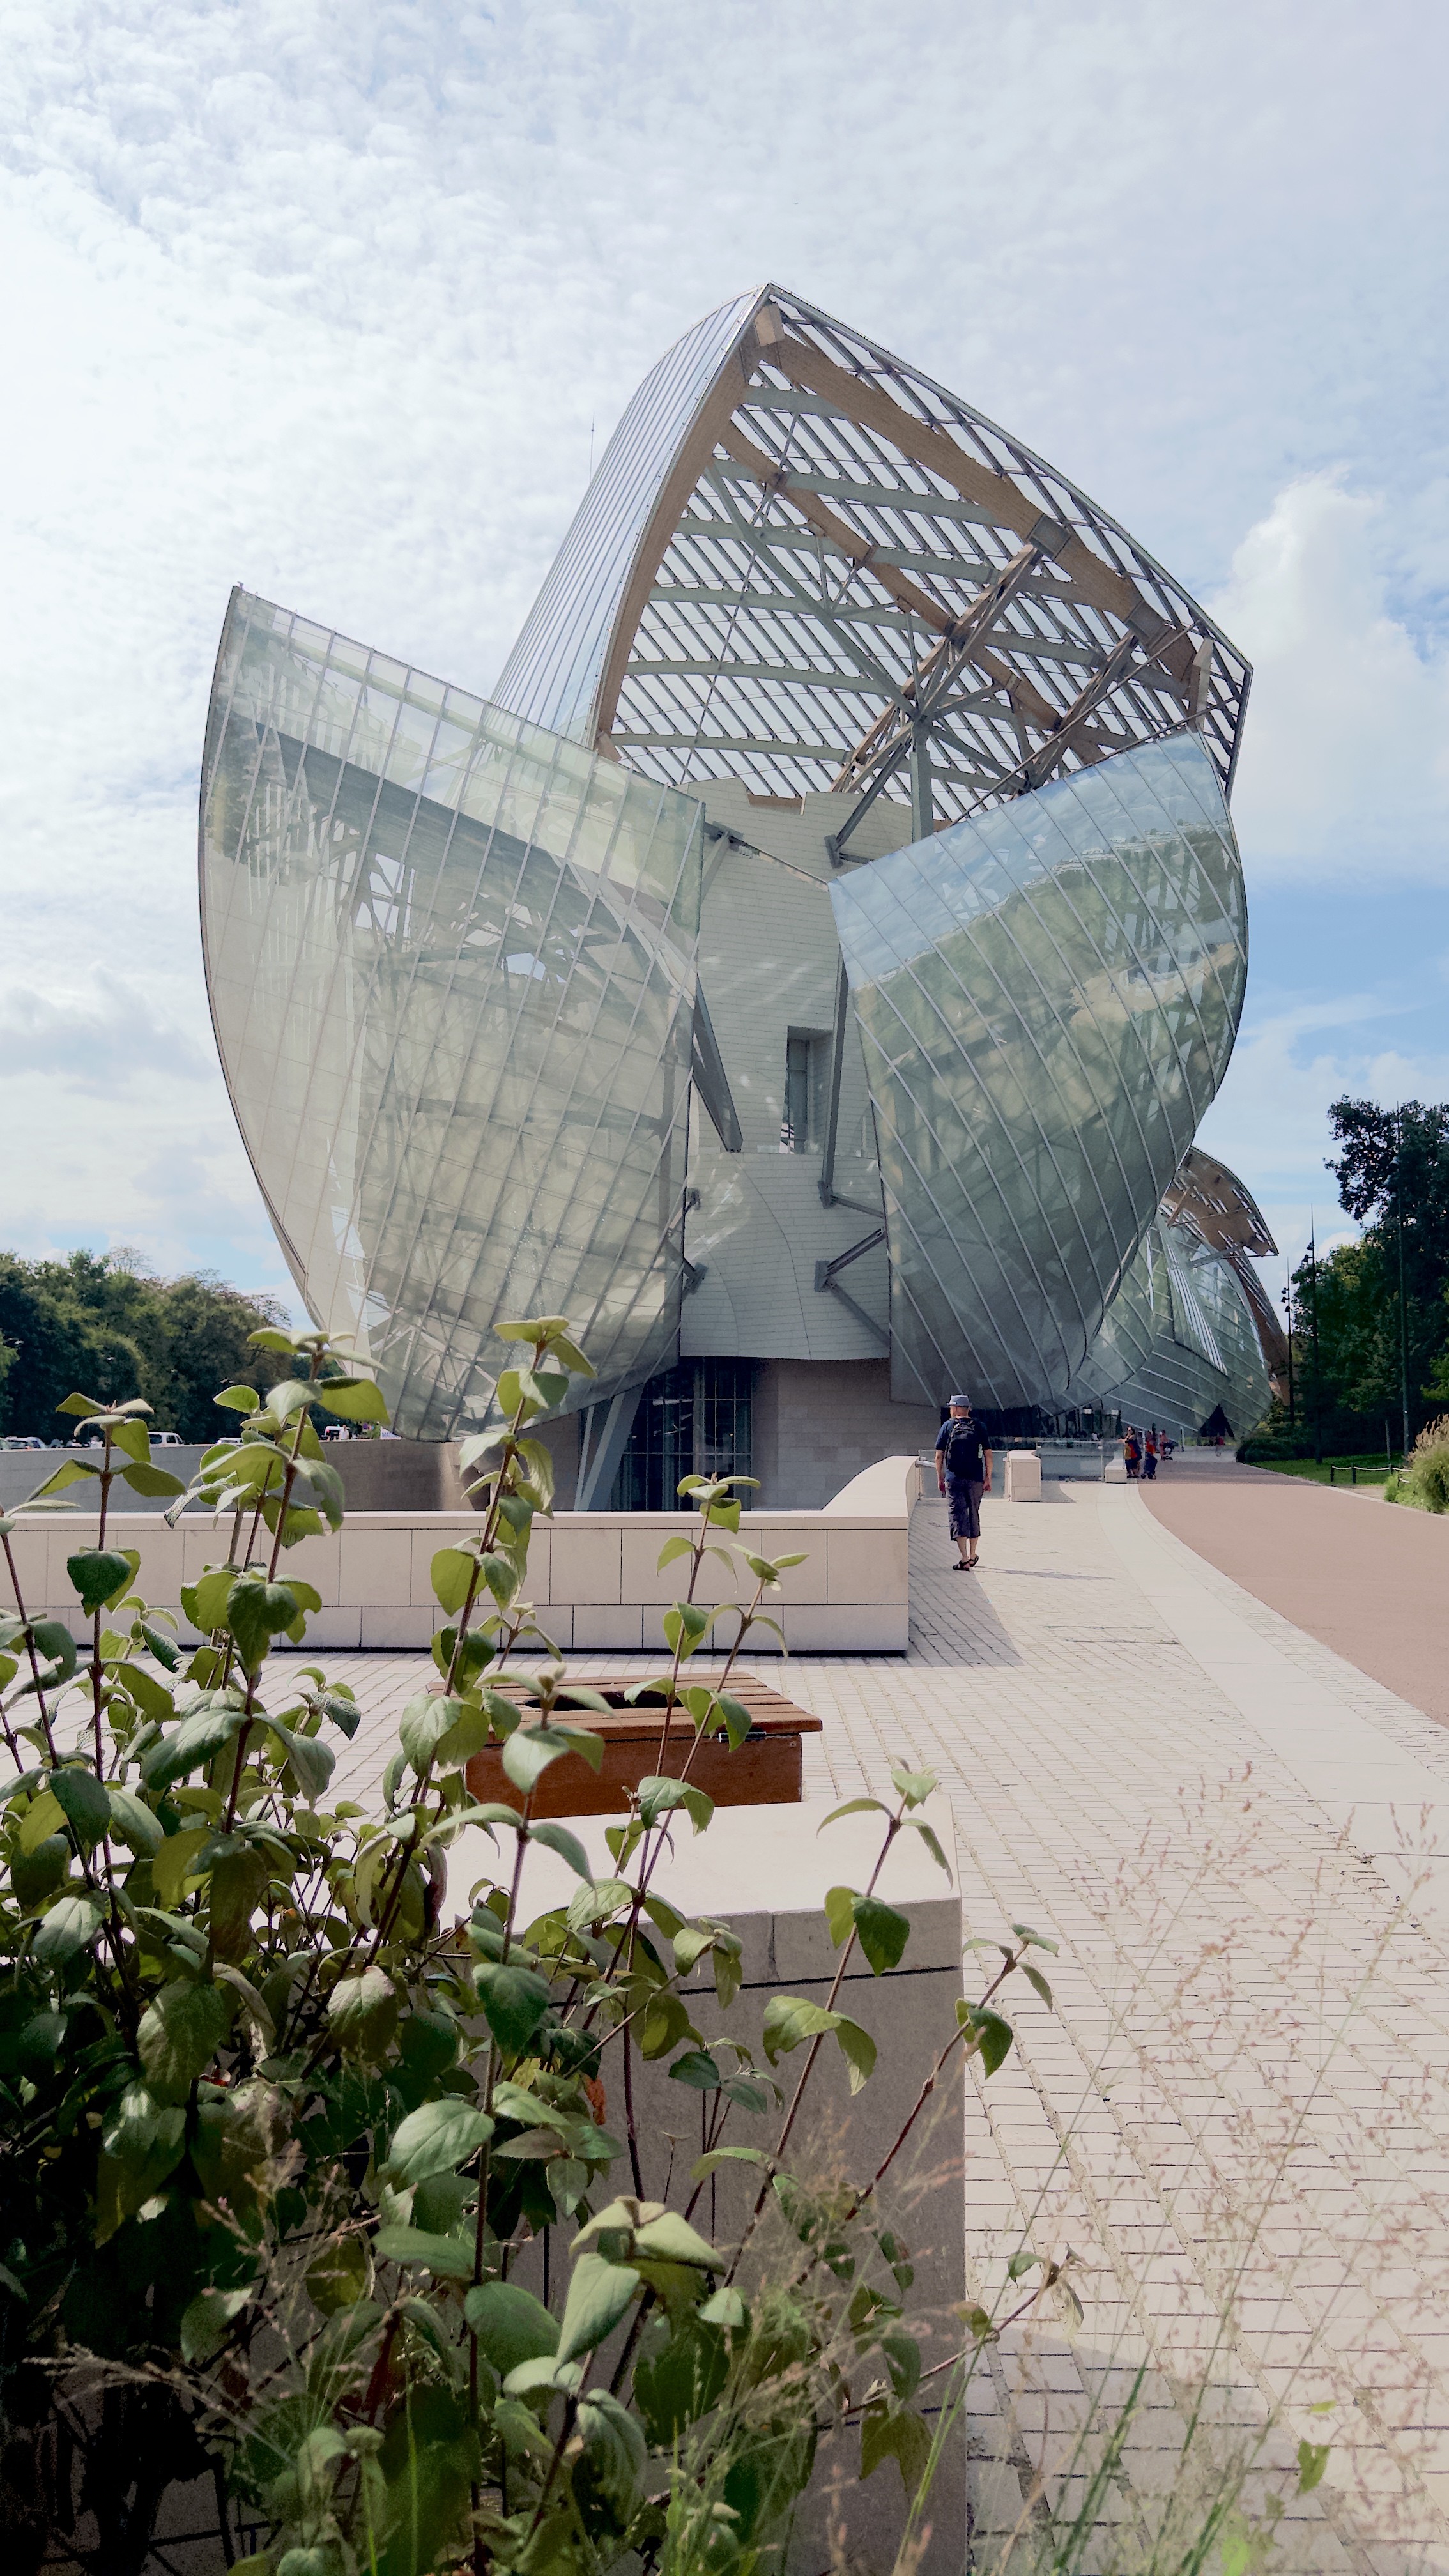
1,1435,45,1450
153,1432,184,1446
321,1424,352,1441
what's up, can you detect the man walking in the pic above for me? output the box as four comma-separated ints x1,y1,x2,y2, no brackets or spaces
935,1397,993,1572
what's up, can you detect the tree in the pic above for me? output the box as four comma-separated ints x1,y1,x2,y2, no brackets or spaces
0,1252,290,1440
1326,1098,1449,1440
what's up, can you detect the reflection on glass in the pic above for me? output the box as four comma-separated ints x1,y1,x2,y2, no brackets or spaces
1067,1216,1271,1441
830,734,1247,1411
201,589,706,1437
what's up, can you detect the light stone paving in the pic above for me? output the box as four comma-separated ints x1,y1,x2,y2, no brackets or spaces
314,1480,1449,2572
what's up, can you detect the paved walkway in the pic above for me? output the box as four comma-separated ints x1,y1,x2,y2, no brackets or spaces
322,1483,1449,2571
1142,1452,1449,1732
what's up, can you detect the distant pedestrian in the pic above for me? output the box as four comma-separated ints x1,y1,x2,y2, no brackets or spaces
1143,1432,1158,1481
935,1397,993,1571
1124,1428,1140,1478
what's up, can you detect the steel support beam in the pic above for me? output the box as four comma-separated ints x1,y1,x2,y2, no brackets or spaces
575,1384,645,1510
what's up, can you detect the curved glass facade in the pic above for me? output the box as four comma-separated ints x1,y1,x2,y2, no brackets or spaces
201,291,1270,1469
201,590,705,1436
493,288,764,746
1068,1210,1273,1441
829,735,1247,1409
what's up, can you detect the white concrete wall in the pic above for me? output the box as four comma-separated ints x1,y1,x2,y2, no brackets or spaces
3,1483,912,1653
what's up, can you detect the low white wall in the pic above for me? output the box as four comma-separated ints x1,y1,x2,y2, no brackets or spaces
1,1465,913,1653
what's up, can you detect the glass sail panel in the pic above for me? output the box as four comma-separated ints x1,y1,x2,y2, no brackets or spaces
201,589,705,1436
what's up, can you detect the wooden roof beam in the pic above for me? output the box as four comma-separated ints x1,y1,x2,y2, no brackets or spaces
771,331,1195,687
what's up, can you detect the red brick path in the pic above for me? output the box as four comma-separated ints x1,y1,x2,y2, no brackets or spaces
1142,1453,1449,1729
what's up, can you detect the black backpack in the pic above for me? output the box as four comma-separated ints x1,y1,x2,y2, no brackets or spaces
942,1418,979,1478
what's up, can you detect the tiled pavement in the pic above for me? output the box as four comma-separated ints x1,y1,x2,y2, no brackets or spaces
318,1478,1449,2571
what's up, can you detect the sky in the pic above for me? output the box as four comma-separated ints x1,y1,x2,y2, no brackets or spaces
1,0,1446,1328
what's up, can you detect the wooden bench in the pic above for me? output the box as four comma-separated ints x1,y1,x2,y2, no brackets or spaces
464,1673,822,1818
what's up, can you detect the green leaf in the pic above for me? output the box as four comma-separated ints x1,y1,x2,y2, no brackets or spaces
698,2287,748,2329
142,1703,247,1795
465,2280,559,2375
32,1892,104,1966
180,2285,250,2365
67,1549,137,1614
527,1820,592,1879
433,1700,492,1768
656,1534,694,1572
26,1621,77,1684
139,1619,181,1671
247,1325,301,1353
386,2099,494,2186
691,2146,770,2182
215,1384,261,1414
473,1961,551,2057
556,2251,641,2363
853,1896,910,1975
567,1876,629,1933
56,1391,109,1418
661,1600,712,1661
19,1788,66,1855
833,2016,877,2093
638,1775,713,1833
431,1547,479,1615
400,1690,463,1774
860,2402,932,2496
1297,2439,1330,2494
116,1660,174,1724
191,1567,239,1632
904,1818,952,1878
958,2002,1013,2076
632,2211,719,2267
49,1766,112,1847
137,1979,233,2102
1022,1963,1054,2009
327,1966,399,2060
823,1884,855,1948
502,1722,602,1793
11,1837,66,1912
151,1824,210,1907
316,1375,388,1423
762,1995,841,2064
120,1462,187,1498
638,1989,691,2061
226,1577,301,1669
715,1692,753,1751
374,2226,477,2280
306,2234,371,2315
263,1717,334,1802
889,1765,936,1808
668,2050,720,2090
818,1797,887,1828
107,1785,163,1856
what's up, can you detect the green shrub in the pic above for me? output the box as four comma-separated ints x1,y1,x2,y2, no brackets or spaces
1391,1413,1449,1512
0,1315,1064,2574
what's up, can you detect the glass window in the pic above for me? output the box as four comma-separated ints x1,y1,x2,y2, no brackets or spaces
612,1360,754,1510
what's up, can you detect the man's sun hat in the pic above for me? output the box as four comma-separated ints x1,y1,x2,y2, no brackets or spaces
948,1394,972,1408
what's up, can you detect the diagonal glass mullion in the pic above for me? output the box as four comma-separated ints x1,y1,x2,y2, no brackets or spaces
264,652,415,1251
853,988,1060,1383
1048,753,1241,1106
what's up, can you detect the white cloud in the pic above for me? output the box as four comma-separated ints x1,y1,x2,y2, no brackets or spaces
1196,993,1449,1284
0,969,211,1089
0,0,1445,1290
1210,477,1449,885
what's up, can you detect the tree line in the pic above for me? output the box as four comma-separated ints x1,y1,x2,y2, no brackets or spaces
1268,1096,1449,1459
0,1250,289,1445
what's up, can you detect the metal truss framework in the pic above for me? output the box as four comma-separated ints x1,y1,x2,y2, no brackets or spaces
497,286,1250,850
